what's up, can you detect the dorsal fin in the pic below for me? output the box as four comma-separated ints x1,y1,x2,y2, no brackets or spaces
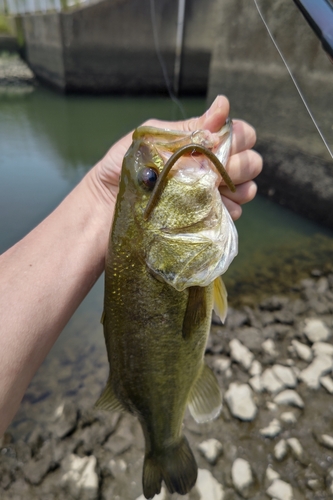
213,276,228,324
182,286,207,339
188,364,222,423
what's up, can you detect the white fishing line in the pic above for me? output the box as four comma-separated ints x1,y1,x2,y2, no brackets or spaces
149,0,186,118
253,0,333,160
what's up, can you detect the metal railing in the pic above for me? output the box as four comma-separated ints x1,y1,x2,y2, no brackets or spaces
0,0,92,15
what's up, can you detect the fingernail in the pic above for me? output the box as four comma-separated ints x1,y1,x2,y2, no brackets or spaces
205,96,220,118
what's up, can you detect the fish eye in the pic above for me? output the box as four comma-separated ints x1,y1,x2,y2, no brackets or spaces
138,166,159,190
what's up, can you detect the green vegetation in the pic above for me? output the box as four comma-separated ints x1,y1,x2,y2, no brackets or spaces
0,14,11,34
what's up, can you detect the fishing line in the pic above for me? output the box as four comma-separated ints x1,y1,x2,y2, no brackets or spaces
149,0,186,119
253,0,333,160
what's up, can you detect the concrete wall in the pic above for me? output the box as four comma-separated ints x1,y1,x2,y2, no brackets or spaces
208,0,333,229
20,0,218,94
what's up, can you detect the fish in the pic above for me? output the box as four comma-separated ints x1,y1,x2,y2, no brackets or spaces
96,119,238,499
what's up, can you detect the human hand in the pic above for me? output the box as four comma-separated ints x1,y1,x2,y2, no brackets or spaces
92,95,262,221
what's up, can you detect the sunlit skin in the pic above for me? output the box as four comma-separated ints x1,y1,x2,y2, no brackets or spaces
0,96,262,438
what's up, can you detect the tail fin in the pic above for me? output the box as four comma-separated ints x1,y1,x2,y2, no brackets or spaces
142,436,197,499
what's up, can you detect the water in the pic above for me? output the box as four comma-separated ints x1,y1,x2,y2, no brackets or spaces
1,87,333,436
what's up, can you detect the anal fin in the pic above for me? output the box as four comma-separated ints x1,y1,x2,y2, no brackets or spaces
188,364,222,423
94,374,126,413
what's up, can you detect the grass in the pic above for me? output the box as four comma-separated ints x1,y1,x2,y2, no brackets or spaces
0,14,11,34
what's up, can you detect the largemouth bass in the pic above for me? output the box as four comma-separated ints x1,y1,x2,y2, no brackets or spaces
97,120,238,498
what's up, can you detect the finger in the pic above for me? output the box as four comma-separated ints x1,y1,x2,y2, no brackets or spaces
231,119,257,155
220,181,258,206
222,197,242,221
224,149,263,186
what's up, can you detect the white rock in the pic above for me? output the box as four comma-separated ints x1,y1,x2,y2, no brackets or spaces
266,465,280,483
229,339,254,370
262,339,278,357
292,366,301,380
213,357,231,373
108,458,127,476
291,340,313,362
135,487,167,500
61,455,99,500
274,439,288,461
272,365,297,388
273,390,304,408
307,479,320,490
280,412,297,424
267,479,293,500
195,468,224,500
249,375,262,392
320,434,333,449
261,368,285,393
260,419,282,438
312,341,333,357
231,458,253,494
287,437,304,460
198,438,223,465
225,383,257,421
300,355,332,389
249,360,262,376
304,318,331,343
266,402,278,411
320,375,333,394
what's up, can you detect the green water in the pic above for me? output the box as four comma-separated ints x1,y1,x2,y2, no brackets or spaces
1,88,333,433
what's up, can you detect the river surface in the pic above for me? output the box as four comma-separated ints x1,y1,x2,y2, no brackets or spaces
1,87,333,436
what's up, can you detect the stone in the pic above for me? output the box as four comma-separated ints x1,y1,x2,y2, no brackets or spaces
291,340,313,362
51,401,78,439
213,357,231,374
237,327,264,352
231,458,253,495
262,339,278,358
259,419,282,438
266,465,280,483
249,360,262,376
272,365,297,388
287,438,304,461
249,375,262,393
225,383,257,421
261,368,285,394
135,487,167,500
312,341,333,357
266,402,277,411
300,355,332,389
229,339,254,370
61,454,99,500
259,296,288,311
197,438,223,465
274,439,288,461
108,458,127,476
22,455,54,485
274,390,304,408
319,434,333,450
280,412,297,424
195,468,224,500
320,375,333,394
303,318,331,343
266,479,293,500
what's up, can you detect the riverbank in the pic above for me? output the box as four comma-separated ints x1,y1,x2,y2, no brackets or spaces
0,51,36,94
2,269,333,499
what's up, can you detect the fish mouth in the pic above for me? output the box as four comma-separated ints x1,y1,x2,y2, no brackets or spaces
143,144,235,221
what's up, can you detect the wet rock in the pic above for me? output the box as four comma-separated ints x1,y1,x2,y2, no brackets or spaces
320,375,333,394
261,368,284,394
259,418,282,438
197,438,223,465
225,383,257,421
236,327,264,353
272,364,297,388
260,296,288,311
22,455,54,485
225,308,248,329
193,468,224,499
51,401,78,439
61,454,99,500
274,309,294,325
312,341,333,357
291,339,313,362
231,458,253,497
274,390,304,408
229,339,254,370
266,478,293,500
274,439,288,461
280,412,297,424
303,318,331,343
300,354,332,389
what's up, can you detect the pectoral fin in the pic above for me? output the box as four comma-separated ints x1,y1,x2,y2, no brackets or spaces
95,374,126,413
188,364,222,423
213,276,228,324
182,286,207,339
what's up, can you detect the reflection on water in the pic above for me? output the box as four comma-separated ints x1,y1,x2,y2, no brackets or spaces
1,88,333,437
